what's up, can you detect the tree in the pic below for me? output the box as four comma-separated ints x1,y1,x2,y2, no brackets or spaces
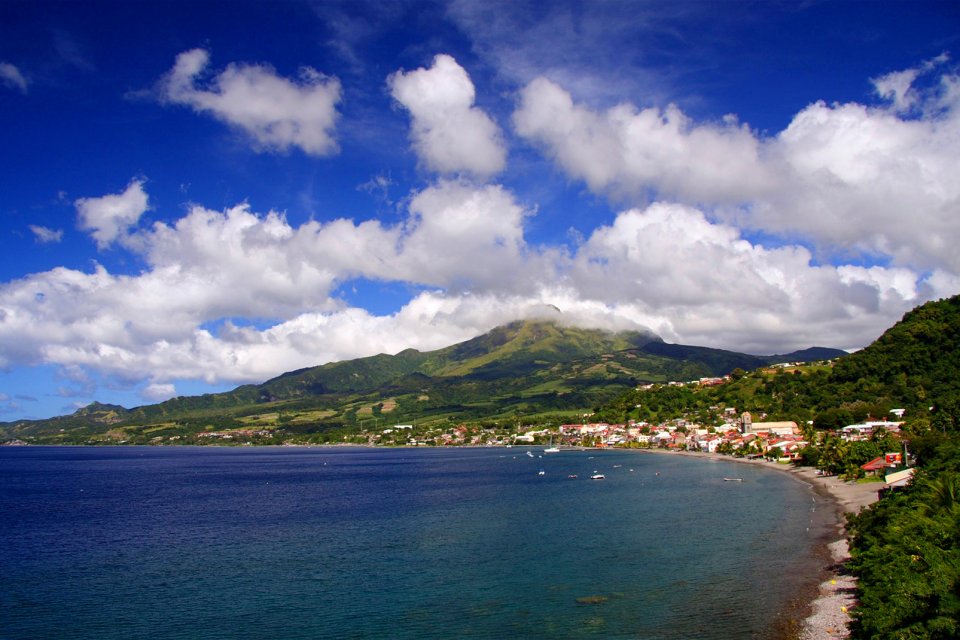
814,407,854,430
816,434,849,475
848,437,960,639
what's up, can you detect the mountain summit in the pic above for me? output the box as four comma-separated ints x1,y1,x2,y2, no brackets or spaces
0,319,844,443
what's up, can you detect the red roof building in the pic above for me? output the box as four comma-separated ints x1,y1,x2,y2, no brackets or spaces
861,456,891,477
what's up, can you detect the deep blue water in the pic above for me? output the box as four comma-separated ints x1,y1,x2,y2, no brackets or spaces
0,446,832,639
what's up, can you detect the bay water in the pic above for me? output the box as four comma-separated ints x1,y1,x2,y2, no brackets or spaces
0,446,832,639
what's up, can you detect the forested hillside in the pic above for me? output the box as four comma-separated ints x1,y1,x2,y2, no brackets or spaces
829,295,960,409
597,296,960,431
848,438,960,639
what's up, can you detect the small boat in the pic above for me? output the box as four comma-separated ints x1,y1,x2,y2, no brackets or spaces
723,477,744,482
567,474,578,479
590,472,605,480
538,469,545,476
526,451,535,458
544,446,560,453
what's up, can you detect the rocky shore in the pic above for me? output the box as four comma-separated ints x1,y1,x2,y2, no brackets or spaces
791,465,878,640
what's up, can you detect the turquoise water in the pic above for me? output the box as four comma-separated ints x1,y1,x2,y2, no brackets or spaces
0,447,831,639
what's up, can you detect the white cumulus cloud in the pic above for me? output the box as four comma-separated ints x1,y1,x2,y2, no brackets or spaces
141,382,176,402
514,76,774,204
393,179,551,292
160,48,342,156
0,179,544,385
566,202,929,354
762,79,960,272
389,54,506,179
0,177,939,392
75,180,149,249
871,53,952,114
513,60,960,274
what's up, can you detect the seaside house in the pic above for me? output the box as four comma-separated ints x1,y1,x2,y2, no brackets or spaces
698,434,722,453
765,437,808,461
751,421,799,436
724,435,744,450
670,431,687,449
861,456,895,478
652,431,673,448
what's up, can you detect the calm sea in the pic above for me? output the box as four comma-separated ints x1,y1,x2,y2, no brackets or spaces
0,446,832,639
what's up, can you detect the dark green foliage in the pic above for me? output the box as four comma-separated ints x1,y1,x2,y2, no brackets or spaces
814,407,856,430
831,296,960,410
638,341,768,372
847,438,960,639
930,395,960,434
618,297,960,432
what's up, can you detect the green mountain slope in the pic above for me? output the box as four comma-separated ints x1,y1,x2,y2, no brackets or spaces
0,319,845,443
605,295,960,429
829,295,960,406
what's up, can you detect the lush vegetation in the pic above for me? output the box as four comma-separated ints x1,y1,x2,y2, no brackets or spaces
597,296,960,434
847,433,960,639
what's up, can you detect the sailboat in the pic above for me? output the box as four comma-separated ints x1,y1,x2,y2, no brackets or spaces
543,435,560,454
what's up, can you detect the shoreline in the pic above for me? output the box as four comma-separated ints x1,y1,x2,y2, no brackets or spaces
4,442,876,637
635,448,878,640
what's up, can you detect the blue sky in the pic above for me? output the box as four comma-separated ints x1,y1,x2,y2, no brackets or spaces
1,0,959,421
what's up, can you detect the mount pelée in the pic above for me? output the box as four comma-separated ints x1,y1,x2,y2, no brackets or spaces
0,319,846,443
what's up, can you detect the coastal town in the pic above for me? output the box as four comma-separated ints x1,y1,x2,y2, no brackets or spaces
357,409,911,478
0,368,911,483
2,3,956,639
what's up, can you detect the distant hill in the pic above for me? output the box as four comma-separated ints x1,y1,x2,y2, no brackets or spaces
0,319,845,444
